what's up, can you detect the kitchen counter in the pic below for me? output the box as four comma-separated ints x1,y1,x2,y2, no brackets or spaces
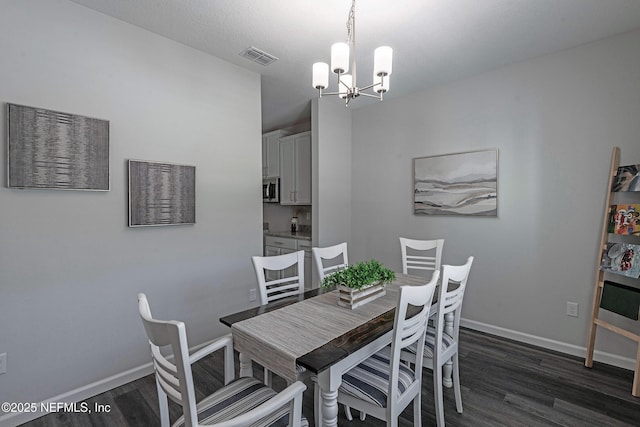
264,230,312,241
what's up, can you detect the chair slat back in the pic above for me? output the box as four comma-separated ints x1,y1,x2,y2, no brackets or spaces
137,293,199,426
388,271,439,409
400,238,444,275
312,242,349,284
252,250,305,304
434,257,474,348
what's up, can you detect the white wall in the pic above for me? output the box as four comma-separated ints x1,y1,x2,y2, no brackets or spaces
312,98,352,249
350,29,640,365
0,1,262,423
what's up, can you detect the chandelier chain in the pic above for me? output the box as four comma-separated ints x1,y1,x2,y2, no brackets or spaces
346,0,356,43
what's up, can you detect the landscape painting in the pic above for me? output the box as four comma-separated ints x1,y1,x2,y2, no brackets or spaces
128,160,195,227
414,149,497,216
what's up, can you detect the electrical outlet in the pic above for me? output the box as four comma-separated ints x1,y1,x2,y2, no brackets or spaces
306,212,310,220
249,289,257,302
566,302,579,317
0,353,6,375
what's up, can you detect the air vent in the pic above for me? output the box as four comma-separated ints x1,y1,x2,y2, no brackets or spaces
239,46,278,66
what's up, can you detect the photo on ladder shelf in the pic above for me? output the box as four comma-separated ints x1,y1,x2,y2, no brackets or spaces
612,164,640,192
608,204,640,236
600,242,640,279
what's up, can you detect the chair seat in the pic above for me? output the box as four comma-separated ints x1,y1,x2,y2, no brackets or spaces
172,377,308,427
339,352,416,408
405,326,455,359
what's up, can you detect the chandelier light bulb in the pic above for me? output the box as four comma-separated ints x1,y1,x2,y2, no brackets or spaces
312,62,329,89
331,42,350,74
373,46,393,77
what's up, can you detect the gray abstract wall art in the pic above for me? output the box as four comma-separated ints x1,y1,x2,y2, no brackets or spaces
128,160,195,227
7,103,109,190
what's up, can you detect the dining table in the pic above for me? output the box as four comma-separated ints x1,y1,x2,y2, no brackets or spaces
219,273,453,427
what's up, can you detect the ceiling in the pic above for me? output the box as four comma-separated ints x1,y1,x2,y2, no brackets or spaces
68,0,640,132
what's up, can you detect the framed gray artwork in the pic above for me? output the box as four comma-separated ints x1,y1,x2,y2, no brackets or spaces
414,148,498,216
7,103,109,190
128,160,196,227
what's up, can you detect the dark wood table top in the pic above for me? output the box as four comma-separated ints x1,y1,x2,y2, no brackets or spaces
219,275,429,374
219,287,331,328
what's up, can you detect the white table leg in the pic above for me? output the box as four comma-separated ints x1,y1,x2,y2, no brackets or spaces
239,352,253,378
317,369,341,427
321,388,339,427
442,312,454,388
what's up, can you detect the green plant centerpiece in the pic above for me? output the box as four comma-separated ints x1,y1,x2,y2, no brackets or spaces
322,260,396,309
322,259,396,289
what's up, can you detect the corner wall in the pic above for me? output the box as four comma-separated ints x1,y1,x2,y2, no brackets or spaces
0,1,262,422
312,98,352,245
350,29,640,364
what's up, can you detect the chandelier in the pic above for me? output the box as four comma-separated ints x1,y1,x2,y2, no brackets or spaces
312,0,393,106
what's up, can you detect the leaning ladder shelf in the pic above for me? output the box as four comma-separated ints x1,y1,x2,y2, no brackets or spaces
584,146,640,397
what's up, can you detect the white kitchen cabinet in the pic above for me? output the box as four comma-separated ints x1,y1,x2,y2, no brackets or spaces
297,239,313,291
263,235,313,290
262,130,290,178
279,131,311,205
263,236,298,282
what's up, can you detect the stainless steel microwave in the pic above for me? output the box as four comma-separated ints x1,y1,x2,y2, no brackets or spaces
263,177,279,203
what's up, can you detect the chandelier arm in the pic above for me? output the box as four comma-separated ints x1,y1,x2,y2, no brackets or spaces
338,75,352,91
359,81,381,92
359,92,383,99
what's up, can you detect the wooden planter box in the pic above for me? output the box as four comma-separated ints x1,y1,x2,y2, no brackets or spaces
338,282,386,309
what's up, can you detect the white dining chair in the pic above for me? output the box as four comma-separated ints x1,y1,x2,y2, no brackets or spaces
252,250,305,304
310,242,365,421
398,256,474,427
137,293,308,427
399,237,444,276
252,250,307,386
311,242,348,284
322,271,439,427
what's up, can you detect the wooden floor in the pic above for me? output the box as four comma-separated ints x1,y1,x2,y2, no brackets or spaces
20,328,640,426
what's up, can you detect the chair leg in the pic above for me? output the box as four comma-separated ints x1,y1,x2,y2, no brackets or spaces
344,405,353,421
343,404,366,421
314,380,323,427
453,352,463,413
264,367,272,387
156,379,170,427
413,393,422,427
434,362,446,427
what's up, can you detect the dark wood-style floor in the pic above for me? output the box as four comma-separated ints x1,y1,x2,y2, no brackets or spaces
20,328,640,426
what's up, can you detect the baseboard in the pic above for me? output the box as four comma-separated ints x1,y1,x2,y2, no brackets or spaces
462,318,636,371
0,335,228,427
0,362,154,427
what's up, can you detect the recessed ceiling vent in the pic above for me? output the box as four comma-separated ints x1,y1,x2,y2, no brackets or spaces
239,46,278,66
